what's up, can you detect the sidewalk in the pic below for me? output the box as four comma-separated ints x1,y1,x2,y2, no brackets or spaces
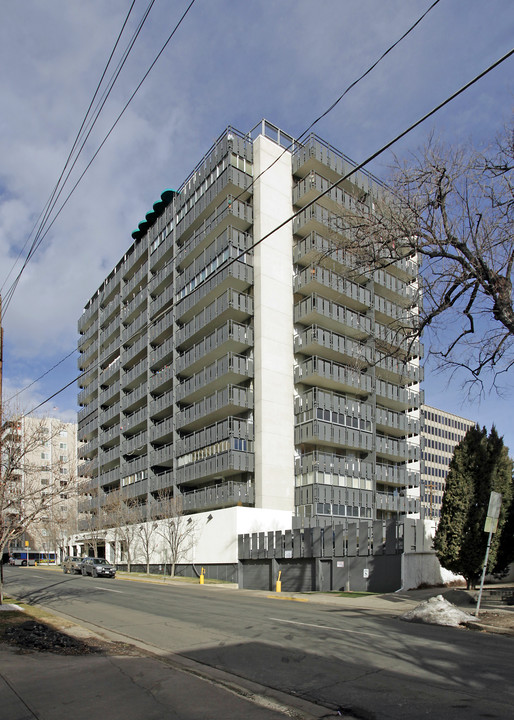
0,641,332,720
1,568,512,720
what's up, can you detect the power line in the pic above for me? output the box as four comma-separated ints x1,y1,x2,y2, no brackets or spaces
1,0,196,316
22,45,514,418
0,0,141,299
7,0,439,403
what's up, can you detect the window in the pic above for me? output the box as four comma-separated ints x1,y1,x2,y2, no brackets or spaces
59,430,67,437
40,452,50,460
59,442,67,449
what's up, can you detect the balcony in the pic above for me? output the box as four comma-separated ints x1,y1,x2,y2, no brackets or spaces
175,288,253,349
149,307,173,345
121,333,147,367
149,389,174,420
121,381,148,414
98,425,120,447
123,430,148,455
122,478,149,501
176,353,253,404
176,384,253,432
150,442,174,468
123,357,147,389
294,265,370,311
181,480,254,512
99,380,120,407
175,197,253,269
375,379,420,412
100,294,121,326
150,364,174,394
99,338,119,367
176,449,254,485
295,356,372,395
295,450,373,479
98,445,120,470
78,298,100,333
176,416,253,456
78,437,98,460
375,491,419,515
123,289,147,324
78,398,99,424
375,353,422,386
99,357,120,386
375,406,419,437
295,420,373,453
294,325,372,366
176,320,253,376
150,283,174,318
78,318,98,352
99,402,120,428
150,416,174,444
175,260,253,325
293,231,366,279
122,309,148,344
78,384,97,407
121,454,149,476
175,167,252,247
122,261,148,300
121,405,147,435
375,435,411,463
295,294,371,339
373,268,417,306
99,315,121,347
150,336,174,370
78,339,98,371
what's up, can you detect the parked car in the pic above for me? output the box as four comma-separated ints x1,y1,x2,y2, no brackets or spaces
81,557,116,578
62,556,85,574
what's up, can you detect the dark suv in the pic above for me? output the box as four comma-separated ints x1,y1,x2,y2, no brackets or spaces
62,556,84,574
81,557,116,578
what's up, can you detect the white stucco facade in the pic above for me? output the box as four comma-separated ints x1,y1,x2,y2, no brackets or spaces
252,135,295,512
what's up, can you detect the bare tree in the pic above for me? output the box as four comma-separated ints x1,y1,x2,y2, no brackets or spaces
326,123,514,393
136,505,159,574
156,491,195,578
102,489,141,571
0,411,79,603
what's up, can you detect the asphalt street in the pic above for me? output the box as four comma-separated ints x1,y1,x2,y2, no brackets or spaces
4,567,514,720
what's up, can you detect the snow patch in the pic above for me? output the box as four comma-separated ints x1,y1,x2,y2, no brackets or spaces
0,604,24,612
401,595,477,628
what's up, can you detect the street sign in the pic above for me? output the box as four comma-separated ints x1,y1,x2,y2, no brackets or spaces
484,491,502,533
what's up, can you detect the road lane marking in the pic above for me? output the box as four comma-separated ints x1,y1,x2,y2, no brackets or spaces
93,586,123,593
269,617,383,638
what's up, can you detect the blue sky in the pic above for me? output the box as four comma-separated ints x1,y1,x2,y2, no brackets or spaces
0,1,513,447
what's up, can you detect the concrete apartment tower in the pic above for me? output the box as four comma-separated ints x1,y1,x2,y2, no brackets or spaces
77,121,422,552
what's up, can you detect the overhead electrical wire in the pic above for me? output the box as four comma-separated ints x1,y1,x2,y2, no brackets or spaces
1,0,196,316
23,45,514,418
7,0,440,408
0,0,142,301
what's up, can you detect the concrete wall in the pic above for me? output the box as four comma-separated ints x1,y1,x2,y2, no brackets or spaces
252,134,295,512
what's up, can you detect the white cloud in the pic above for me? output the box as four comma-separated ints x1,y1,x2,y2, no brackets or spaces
1,0,513,447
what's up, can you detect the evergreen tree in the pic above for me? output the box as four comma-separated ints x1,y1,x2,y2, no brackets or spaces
434,425,513,589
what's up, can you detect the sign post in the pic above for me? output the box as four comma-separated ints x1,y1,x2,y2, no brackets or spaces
475,491,502,617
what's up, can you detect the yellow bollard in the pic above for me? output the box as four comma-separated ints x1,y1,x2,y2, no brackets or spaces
275,570,282,593
199,567,205,584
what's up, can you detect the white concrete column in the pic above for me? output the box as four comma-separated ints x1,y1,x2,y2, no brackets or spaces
252,135,294,512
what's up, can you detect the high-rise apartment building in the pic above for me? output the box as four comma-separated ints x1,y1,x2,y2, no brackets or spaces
77,121,422,542
4,416,78,561
420,405,476,520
